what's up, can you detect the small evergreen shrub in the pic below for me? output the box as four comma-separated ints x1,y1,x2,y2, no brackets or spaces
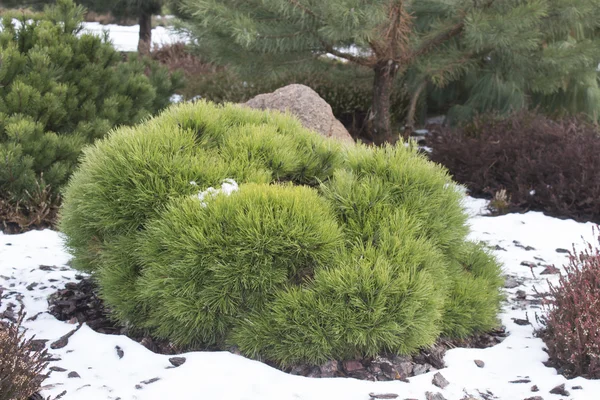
60,100,503,365
0,0,181,230
541,236,600,379
0,313,51,400
429,111,600,223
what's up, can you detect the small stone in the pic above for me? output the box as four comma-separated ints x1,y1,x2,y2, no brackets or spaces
549,383,569,396
68,371,80,378
520,261,537,268
115,346,124,359
524,397,543,400
49,366,67,372
474,360,485,368
50,325,82,349
343,360,364,373
540,265,560,275
169,357,186,367
141,377,160,385
412,364,428,376
432,372,449,389
531,385,539,392
369,393,398,399
509,379,531,383
494,245,507,251
511,318,530,326
425,392,447,400
572,385,582,390
26,282,39,291
319,360,338,378
555,248,569,253
306,366,321,378
516,290,527,300
504,276,520,288
290,365,310,376
39,265,55,271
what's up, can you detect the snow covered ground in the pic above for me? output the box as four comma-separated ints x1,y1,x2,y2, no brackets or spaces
1,196,598,400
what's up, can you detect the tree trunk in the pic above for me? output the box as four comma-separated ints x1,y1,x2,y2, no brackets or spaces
138,10,152,55
404,79,428,138
367,61,398,145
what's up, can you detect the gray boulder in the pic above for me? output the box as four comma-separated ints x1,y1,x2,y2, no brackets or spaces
244,84,354,145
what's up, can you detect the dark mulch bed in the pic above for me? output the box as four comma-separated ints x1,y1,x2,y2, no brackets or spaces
47,277,507,381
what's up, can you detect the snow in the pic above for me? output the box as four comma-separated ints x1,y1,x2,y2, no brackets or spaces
1,196,599,400
195,178,239,206
81,22,188,52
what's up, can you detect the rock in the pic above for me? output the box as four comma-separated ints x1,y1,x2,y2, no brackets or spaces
369,393,398,399
432,372,449,389
319,360,338,378
549,383,569,396
412,363,429,376
168,357,186,367
540,265,560,275
425,392,447,400
474,360,485,368
244,84,354,145
140,377,160,385
572,385,582,390
504,276,520,288
115,346,124,359
520,261,537,268
510,379,531,383
68,371,81,378
511,317,530,326
555,248,570,253
49,366,67,372
516,290,527,300
50,324,82,349
524,397,543,400
531,385,539,392
343,360,364,373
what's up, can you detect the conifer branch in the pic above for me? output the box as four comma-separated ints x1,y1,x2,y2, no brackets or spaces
287,0,323,22
410,21,465,59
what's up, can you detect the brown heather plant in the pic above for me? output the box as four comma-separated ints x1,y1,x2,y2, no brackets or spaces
541,233,600,379
0,311,53,400
429,111,600,223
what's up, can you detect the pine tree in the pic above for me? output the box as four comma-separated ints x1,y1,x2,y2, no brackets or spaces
1,0,165,54
0,0,181,210
174,0,600,144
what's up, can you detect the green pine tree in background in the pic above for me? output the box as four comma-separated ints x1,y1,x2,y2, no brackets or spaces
1,0,165,54
173,0,600,144
0,0,181,229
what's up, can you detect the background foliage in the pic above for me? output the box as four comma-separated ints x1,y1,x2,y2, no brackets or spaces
0,0,182,231
429,111,600,223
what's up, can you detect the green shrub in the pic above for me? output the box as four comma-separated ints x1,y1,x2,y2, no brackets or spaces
0,0,182,228
60,100,503,365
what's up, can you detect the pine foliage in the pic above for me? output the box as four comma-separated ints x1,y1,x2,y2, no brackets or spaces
60,100,503,365
174,0,600,134
0,0,181,209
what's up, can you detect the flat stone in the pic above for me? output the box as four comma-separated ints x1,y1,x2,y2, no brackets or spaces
168,357,186,367
474,360,485,368
432,372,449,389
425,392,447,400
504,276,520,288
549,383,569,396
68,371,80,378
343,360,364,373
319,360,338,378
